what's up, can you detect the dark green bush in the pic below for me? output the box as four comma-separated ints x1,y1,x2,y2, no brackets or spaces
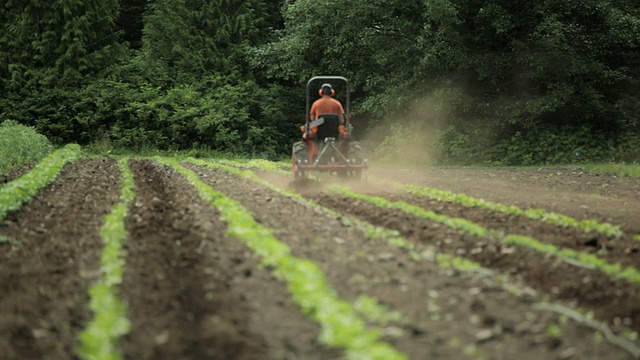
0,120,53,174
435,122,639,166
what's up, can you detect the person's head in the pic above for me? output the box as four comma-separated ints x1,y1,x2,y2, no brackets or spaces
319,83,335,97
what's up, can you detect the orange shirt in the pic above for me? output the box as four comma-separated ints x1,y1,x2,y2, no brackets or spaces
310,96,345,121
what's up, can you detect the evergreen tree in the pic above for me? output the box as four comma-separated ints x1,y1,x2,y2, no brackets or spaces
141,0,269,85
117,0,147,49
0,0,124,88
256,0,640,164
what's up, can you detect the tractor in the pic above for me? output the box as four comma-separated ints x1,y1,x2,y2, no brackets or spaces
291,76,367,180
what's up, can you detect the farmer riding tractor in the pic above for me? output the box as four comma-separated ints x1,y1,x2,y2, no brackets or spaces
291,76,367,180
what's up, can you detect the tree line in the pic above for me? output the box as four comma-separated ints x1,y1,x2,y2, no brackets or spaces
1,0,639,164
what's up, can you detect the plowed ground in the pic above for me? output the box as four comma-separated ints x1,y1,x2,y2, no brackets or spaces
1,158,639,359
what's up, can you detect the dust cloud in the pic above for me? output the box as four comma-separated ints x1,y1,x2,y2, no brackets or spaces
361,97,447,168
256,169,397,197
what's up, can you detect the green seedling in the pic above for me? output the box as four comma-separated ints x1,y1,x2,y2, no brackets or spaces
354,295,407,326
404,185,623,238
545,323,562,337
333,186,640,285
162,157,407,360
204,158,640,359
77,158,135,360
0,235,19,244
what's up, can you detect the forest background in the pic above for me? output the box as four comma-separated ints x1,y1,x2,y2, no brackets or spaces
1,0,639,165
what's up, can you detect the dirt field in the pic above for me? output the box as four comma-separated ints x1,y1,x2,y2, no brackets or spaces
1,158,639,359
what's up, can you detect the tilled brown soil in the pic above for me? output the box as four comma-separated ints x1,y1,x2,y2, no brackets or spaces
122,160,337,359
191,165,631,359
1,158,639,359
369,167,640,236
307,192,640,335
0,158,120,359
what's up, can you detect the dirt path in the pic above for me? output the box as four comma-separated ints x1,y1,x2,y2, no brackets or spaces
0,158,120,359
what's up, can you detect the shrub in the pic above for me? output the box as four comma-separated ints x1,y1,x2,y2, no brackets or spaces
0,120,53,175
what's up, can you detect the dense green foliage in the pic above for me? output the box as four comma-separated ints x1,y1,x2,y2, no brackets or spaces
1,0,639,164
262,0,640,164
0,120,53,175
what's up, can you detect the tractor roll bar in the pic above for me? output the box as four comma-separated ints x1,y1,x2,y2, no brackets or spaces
305,76,350,120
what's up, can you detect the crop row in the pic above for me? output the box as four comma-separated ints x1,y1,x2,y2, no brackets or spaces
77,158,135,360
3,154,638,358
1,153,134,359
202,158,640,357
233,159,636,281
0,144,81,221
160,157,408,360
1,154,408,359
237,158,626,239
331,186,640,285
402,184,623,238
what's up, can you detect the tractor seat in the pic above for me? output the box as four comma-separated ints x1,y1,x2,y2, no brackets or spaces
316,114,340,140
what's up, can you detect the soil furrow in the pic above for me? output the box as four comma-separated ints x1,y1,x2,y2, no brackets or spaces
122,160,337,359
189,164,631,360
366,192,640,271
369,168,640,236
0,158,120,359
309,193,640,335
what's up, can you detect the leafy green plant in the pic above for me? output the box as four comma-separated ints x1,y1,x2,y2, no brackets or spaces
77,158,136,360
332,185,488,237
354,295,407,326
0,235,18,244
0,143,81,221
161,157,406,360
504,235,640,284
0,120,53,175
